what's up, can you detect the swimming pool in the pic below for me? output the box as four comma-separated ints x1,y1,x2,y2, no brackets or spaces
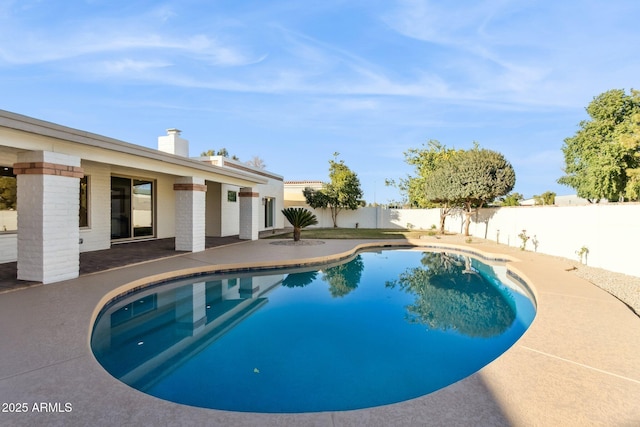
90,248,535,413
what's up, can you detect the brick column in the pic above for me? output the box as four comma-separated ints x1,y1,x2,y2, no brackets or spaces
174,177,206,252
239,187,259,240
14,151,83,284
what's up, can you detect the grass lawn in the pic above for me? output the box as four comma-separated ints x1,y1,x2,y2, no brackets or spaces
268,228,439,240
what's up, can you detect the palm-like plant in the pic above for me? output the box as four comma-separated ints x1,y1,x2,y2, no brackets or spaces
281,207,318,241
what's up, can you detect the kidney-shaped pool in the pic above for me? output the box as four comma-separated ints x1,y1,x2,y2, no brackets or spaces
91,249,536,413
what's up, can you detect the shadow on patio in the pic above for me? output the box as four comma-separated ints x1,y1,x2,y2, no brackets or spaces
0,229,290,293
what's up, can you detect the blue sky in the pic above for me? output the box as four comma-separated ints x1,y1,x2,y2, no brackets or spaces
1,0,639,204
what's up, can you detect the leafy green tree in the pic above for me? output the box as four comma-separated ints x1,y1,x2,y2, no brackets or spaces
423,164,461,233
500,192,523,206
303,153,363,227
620,111,640,199
425,146,515,236
533,191,556,205
0,177,17,210
386,140,462,208
281,207,318,241
558,89,640,202
387,140,463,233
200,148,235,158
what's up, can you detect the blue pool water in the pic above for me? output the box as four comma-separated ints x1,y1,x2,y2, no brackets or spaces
91,249,536,413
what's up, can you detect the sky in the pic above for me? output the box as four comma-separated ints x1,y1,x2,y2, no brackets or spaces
1,0,639,204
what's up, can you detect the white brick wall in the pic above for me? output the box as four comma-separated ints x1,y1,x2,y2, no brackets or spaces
0,234,16,263
17,167,80,283
174,177,206,252
218,180,284,236
239,187,259,240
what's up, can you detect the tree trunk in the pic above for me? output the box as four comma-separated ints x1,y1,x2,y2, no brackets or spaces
293,227,301,241
463,203,472,236
439,205,449,234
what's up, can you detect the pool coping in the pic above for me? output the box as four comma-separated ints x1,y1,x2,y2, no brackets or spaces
1,236,639,426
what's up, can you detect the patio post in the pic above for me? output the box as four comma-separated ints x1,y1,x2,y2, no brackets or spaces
174,176,207,252
239,187,259,240
13,151,83,284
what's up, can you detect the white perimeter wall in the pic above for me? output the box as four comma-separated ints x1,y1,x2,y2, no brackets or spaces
297,204,640,277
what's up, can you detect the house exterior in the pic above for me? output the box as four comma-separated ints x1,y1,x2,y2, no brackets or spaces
0,110,283,284
283,180,323,208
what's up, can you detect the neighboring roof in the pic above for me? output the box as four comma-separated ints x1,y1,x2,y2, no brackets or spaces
197,156,283,182
284,180,323,185
0,109,268,186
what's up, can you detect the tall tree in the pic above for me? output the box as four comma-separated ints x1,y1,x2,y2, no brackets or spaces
386,140,461,208
423,164,460,233
426,146,515,236
303,153,363,227
558,89,640,202
387,140,463,232
622,112,640,199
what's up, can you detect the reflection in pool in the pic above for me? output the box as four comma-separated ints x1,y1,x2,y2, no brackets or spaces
91,249,535,413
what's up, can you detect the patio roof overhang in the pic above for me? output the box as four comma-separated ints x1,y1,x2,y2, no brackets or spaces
0,110,267,187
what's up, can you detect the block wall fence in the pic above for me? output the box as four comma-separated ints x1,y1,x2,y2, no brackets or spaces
299,204,640,277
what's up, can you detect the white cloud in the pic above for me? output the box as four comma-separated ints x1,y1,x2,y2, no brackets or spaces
380,0,640,109
100,59,171,74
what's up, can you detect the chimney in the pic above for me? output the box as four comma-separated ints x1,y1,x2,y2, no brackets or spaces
158,128,189,157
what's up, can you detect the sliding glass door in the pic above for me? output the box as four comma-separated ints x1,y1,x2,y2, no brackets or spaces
111,176,154,240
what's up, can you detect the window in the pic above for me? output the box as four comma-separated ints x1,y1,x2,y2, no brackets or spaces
264,197,274,228
79,176,89,228
227,190,237,202
0,167,17,232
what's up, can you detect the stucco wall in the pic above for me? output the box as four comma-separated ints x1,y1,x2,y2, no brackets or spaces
298,204,640,277
220,184,241,237
257,179,285,231
447,204,640,277
79,161,111,253
205,182,222,236
298,206,441,229
155,174,177,239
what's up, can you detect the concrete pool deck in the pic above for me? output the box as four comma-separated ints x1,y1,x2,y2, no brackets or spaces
1,235,639,426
